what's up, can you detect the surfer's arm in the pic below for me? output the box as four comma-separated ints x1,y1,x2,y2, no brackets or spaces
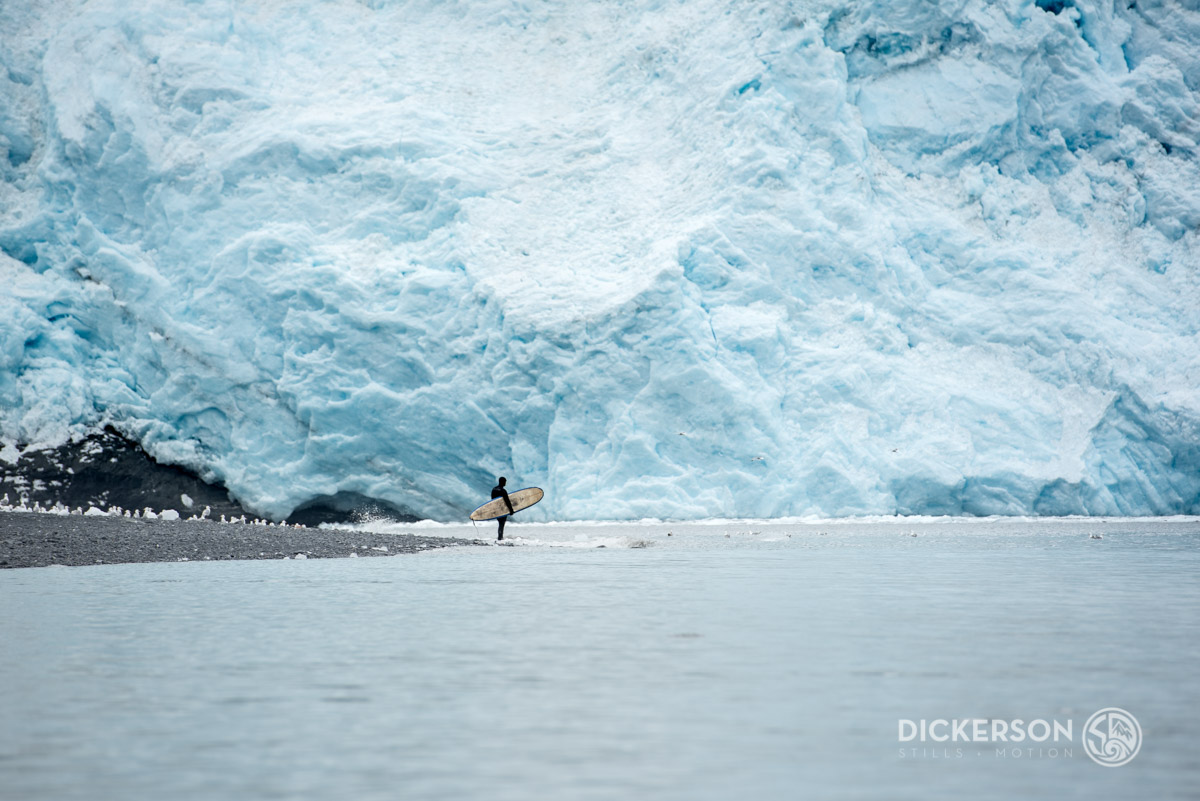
502,490,514,514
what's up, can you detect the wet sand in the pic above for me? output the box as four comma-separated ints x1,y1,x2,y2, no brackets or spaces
0,511,482,568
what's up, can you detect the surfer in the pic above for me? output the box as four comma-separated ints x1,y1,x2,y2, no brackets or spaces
491,477,515,540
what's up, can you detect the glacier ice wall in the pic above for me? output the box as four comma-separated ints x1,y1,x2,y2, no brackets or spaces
1,0,1198,520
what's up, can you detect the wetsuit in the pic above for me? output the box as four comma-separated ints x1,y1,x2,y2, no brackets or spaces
491,483,515,540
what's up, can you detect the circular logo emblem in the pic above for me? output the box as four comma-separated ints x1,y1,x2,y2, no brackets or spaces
1083,707,1142,767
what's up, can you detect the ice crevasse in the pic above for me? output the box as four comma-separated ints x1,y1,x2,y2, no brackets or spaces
0,0,1198,520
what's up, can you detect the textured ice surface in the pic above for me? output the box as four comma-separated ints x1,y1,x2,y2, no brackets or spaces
1,0,1198,520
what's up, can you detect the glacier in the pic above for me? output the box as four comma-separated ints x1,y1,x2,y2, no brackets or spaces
1,0,1198,521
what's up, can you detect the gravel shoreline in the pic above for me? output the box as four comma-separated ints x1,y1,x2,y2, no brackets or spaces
0,510,484,568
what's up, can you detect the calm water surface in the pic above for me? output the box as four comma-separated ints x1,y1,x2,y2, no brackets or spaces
2,518,1198,800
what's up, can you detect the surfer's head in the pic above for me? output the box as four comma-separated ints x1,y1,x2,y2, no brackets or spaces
497,476,506,486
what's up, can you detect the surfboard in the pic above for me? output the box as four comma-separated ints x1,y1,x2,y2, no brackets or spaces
469,487,544,521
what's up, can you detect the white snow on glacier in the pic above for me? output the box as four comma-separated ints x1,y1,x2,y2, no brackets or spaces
1,0,1198,520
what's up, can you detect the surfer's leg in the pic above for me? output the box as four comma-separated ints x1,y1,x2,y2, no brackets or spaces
497,515,507,540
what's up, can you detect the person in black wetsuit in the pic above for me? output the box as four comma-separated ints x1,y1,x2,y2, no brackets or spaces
492,476,515,541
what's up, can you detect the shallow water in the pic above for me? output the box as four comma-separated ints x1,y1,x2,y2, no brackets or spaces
2,518,1198,800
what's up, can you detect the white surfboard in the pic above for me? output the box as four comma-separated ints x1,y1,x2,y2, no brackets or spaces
469,487,544,521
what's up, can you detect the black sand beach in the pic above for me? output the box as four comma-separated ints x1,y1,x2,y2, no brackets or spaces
0,511,481,569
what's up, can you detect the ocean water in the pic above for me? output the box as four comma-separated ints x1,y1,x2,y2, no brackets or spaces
1,517,1198,800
